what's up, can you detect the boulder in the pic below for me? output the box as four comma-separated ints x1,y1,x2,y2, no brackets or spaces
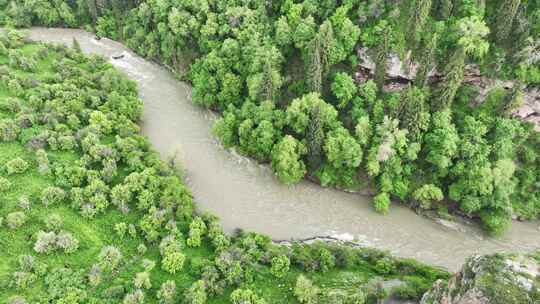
420,253,540,304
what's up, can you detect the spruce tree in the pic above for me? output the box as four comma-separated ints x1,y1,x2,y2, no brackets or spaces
319,21,334,75
494,0,521,46
435,47,466,109
87,0,98,22
399,86,430,142
260,59,276,102
406,0,432,50
415,27,440,87
306,105,324,171
502,85,524,116
433,0,454,20
435,17,489,109
307,36,322,93
374,22,391,91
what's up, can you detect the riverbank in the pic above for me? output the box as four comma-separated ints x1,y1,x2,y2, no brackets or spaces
24,27,540,271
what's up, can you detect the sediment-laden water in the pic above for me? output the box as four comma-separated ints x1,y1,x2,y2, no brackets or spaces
26,27,540,270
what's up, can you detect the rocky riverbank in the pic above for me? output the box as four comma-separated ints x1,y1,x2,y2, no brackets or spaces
421,252,540,303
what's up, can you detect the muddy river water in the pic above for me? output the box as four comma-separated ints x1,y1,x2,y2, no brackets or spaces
26,27,540,270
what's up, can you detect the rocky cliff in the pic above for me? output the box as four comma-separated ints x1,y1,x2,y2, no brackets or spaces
420,253,540,304
357,48,540,131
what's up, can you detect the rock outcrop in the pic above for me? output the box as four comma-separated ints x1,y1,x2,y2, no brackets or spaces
357,47,540,131
420,253,540,304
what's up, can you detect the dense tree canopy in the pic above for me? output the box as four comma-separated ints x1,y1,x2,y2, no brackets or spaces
2,0,540,235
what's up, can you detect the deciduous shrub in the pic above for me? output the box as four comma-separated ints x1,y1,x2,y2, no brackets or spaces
184,280,207,304
114,222,128,238
12,270,37,288
161,248,186,274
123,289,145,304
134,271,152,289
294,275,319,304
413,184,444,210
18,255,35,272
142,259,156,272
157,280,176,304
7,296,27,304
98,246,123,272
33,231,57,253
18,196,30,210
5,157,28,174
35,150,50,175
187,217,207,248
0,176,11,192
44,213,63,230
41,186,66,207
33,230,79,254
6,211,26,229
55,231,79,253
230,288,267,304
374,257,396,275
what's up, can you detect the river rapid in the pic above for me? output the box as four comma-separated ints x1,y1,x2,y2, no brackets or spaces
25,28,540,270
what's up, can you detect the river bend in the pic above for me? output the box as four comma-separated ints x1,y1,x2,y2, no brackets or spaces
25,28,540,270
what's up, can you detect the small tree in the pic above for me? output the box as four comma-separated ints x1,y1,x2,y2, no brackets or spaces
271,135,307,185
493,0,521,45
413,184,444,209
270,255,291,278
373,192,391,215
331,72,357,109
318,248,336,272
365,278,388,304
162,247,185,274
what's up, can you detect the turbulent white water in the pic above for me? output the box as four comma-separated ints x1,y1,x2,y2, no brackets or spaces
26,28,540,270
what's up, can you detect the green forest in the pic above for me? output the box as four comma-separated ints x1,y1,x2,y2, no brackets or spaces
0,0,539,303
4,0,537,234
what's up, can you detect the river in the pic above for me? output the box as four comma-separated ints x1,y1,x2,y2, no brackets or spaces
25,28,540,271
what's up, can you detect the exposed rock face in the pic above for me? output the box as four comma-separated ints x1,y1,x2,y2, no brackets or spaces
516,87,540,131
420,253,540,304
357,47,540,131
